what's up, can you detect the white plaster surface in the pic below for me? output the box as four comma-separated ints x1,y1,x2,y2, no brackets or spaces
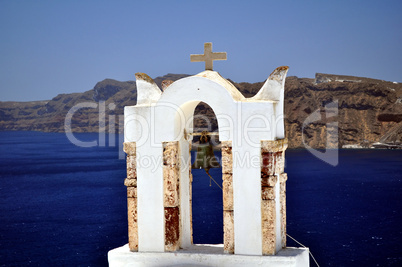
232,145,262,255
135,78,162,106
250,67,288,139
179,137,191,248
108,244,309,267
137,144,164,252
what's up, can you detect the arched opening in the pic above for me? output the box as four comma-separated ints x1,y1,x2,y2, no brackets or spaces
190,102,223,245
157,77,237,253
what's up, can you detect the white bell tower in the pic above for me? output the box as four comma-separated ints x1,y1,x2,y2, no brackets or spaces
108,43,309,266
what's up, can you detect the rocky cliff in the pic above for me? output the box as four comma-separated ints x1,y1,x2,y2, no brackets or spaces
285,74,402,148
1,73,401,148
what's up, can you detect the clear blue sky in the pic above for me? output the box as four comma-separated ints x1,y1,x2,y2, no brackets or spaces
1,0,401,101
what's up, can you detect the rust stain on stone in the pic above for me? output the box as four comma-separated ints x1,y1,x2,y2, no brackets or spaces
124,141,138,251
280,173,288,248
262,225,276,255
126,155,137,179
222,173,234,210
261,152,275,176
261,139,288,153
262,186,275,200
221,140,234,253
124,178,137,187
124,143,137,179
280,173,288,183
261,175,277,187
269,66,289,82
270,66,289,75
135,72,155,84
127,187,137,198
223,210,234,253
280,179,287,248
163,166,180,207
123,142,136,155
163,141,179,166
260,139,289,254
261,199,276,222
127,197,138,251
164,207,180,251
261,151,283,176
261,199,276,255
275,151,285,174
221,141,233,174
162,142,180,251
161,80,174,91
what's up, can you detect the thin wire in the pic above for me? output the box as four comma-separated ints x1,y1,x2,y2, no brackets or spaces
287,234,320,267
204,170,223,190
200,168,318,266
201,169,317,266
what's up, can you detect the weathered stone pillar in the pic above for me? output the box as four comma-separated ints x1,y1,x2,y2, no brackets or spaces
279,172,287,248
123,142,138,252
221,141,234,254
261,139,288,255
189,142,193,245
163,141,181,251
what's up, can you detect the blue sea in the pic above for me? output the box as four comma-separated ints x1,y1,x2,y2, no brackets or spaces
0,131,401,266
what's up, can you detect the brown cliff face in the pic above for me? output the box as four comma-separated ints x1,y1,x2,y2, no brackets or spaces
0,73,401,149
283,76,402,148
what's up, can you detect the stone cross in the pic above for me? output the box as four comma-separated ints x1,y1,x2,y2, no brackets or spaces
190,42,227,70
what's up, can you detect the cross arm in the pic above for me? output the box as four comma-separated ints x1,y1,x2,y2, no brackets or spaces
190,54,206,62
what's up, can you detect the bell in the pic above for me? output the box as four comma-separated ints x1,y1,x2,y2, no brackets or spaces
192,131,220,172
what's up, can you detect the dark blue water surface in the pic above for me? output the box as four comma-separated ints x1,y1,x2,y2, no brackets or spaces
0,132,401,266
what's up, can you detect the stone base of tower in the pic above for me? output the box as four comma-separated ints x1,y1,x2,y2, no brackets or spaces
108,244,309,267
